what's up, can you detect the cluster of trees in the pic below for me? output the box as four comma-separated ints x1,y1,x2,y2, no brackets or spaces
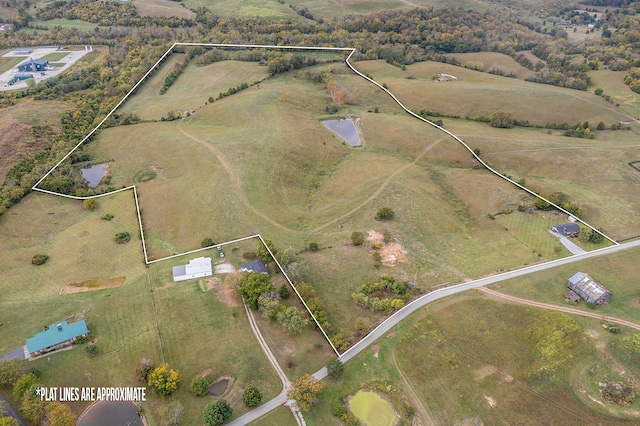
533,191,584,218
351,275,412,313
135,359,180,396
160,57,190,95
287,374,323,412
266,54,318,76
579,227,606,243
0,361,76,425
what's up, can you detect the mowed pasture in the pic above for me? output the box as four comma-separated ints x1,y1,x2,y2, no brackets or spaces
589,69,640,119
443,119,640,240
133,0,195,19
354,60,627,127
27,19,101,31
446,51,534,79
0,190,160,417
121,58,270,121
82,57,600,342
492,245,640,325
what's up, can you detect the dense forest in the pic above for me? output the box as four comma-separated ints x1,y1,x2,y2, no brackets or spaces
1,0,640,213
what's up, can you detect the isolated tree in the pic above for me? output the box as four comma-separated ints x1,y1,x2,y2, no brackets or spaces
83,198,96,211
277,306,308,334
190,376,210,397
239,273,274,310
308,242,319,251
148,364,180,396
203,400,232,426
85,345,97,356
165,401,184,426
31,254,49,266
285,261,307,281
280,247,297,266
326,358,344,379
596,121,606,130
47,402,77,426
135,358,155,383
114,232,131,244
288,374,324,412
201,238,215,248
243,385,262,408
257,238,277,264
351,231,365,246
376,206,395,220
595,88,603,96
490,110,513,128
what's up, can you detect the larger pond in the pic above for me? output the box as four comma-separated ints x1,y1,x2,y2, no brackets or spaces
78,401,139,426
81,164,106,188
323,118,361,146
349,390,397,426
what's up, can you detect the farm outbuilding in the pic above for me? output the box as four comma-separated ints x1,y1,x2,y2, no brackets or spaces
17,58,49,72
551,223,580,236
240,259,268,274
567,272,612,305
13,47,32,54
26,320,89,358
172,257,213,282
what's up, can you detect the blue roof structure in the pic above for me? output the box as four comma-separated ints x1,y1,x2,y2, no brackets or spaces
26,320,89,354
241,259,268,274
568,271,584,286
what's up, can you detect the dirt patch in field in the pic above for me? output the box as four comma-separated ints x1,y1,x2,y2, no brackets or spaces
216,276,241,307
475,365,497,381
150,165,166,179
206,277,220,291
367,231,409,266
78,245,87,263
198,368,213,378
484,395,497,407
372,344,380,358
60,277,125,295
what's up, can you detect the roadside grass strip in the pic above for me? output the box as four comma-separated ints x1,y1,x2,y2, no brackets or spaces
29,42,621,357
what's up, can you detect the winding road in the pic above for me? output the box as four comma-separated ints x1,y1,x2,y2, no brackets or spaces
231,239,640,425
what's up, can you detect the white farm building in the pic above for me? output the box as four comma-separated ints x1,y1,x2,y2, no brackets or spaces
172,257,213,282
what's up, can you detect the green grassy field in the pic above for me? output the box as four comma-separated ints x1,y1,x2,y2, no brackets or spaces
0,56,26,74
250,405,297,425
78,58,614,344
589,69,640,119
27,19,101,31
491,245,640,325
354,60,627,127
442,119,640,240
42,52,70,61
305,296,640,425
121,58,270,121
446,51,534,79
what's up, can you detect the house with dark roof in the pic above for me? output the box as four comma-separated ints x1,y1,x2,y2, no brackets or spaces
17,58,49,72
172,257,212,282
567,272,612,305
26,320,89,358
240,259,268,274
551,223,581,237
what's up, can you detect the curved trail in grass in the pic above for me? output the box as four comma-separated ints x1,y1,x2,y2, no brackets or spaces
480,287,640,331
389,350,436,426
311,135,448,233
176,118,297,234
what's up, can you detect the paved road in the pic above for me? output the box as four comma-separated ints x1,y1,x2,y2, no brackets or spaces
0,394,26,426
0,346,25,360
549,230,585,255
232,239,640,425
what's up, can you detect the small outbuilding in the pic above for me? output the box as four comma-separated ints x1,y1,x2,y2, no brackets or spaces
567,272,612,305
551,223,581,237
564,290,581,303
26,320,90,358
13,47,32,54
172,257,213,282
240,259,268,274
17,58,49,72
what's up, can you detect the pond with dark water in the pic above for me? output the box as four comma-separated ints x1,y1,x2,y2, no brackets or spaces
323,118,361,146
78,401,139,426
209,378,230,396
81,164,106,188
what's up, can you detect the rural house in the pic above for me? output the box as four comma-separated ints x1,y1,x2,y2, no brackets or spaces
26,320,89,358
172,257,213,282
567,272,612,305
240,259,268,274
551,223,580,237
17,58,49,72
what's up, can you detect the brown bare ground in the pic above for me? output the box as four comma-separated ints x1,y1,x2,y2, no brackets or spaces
367,231,408,266
59,276,125,295
206,277,220,291
216,275,242,307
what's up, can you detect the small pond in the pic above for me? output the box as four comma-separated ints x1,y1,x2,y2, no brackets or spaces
349,390,397,426
78,401,139,426
81,164,106,188
209,378,230,397
323,118,361,147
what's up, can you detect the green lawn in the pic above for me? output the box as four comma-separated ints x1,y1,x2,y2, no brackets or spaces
0,56,26,74
28,19,101,31
446,51,534,79
589,69,640,119
42,52,70,61
250,405,298,426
